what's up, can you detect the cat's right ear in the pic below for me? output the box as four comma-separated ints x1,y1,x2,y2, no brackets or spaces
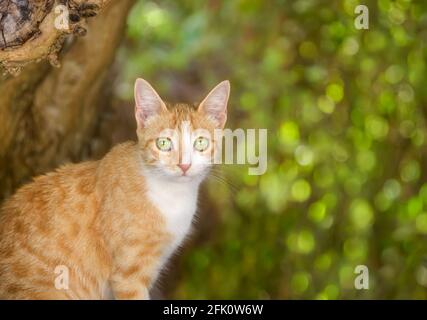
134,78,167,128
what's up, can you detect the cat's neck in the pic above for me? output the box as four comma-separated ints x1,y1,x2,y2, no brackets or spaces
141,160,201,250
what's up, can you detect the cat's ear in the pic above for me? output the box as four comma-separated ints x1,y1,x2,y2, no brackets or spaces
198,80,230,128
134,78,167,128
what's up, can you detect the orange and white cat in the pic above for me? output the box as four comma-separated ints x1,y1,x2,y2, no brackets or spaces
0,78,230,299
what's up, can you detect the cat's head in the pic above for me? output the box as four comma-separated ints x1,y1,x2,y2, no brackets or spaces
134,78,230,181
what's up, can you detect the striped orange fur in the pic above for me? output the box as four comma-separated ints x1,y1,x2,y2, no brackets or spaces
0,79,230,299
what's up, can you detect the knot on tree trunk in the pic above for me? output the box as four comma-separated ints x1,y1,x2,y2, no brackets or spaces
0,0,54,50
0,0,106,75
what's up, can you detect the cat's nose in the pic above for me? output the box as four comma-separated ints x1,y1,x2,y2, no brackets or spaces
178,164,191,174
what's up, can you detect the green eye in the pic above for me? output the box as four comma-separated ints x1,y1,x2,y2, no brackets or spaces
156,137,172,151
194,137,210,152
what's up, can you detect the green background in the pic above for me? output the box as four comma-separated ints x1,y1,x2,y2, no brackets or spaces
116,0,427,299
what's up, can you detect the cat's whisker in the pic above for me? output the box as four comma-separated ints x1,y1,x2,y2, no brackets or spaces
207,171,240,195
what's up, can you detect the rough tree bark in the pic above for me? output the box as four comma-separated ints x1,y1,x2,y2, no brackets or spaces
0,0,135,201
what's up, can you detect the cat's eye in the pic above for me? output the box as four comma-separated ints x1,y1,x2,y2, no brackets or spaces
194,137,210,152
156,137,172,151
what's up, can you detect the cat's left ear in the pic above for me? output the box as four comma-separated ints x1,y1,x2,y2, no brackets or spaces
198,80,230,128
134,78,167,128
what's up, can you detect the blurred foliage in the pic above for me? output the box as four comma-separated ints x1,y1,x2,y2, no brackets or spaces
117,0,427,299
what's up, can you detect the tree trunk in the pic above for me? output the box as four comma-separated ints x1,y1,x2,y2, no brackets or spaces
0,0,135,201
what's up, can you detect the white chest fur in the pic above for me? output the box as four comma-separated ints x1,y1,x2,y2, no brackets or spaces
144,174,200,258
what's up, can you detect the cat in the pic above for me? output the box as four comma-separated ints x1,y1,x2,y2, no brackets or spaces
0,78,230,299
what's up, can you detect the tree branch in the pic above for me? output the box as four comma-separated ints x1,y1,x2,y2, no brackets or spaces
0,0,111,75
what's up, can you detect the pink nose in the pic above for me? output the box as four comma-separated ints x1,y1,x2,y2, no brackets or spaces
178,164,191,173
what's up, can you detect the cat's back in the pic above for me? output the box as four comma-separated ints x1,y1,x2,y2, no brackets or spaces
0,160,99,224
